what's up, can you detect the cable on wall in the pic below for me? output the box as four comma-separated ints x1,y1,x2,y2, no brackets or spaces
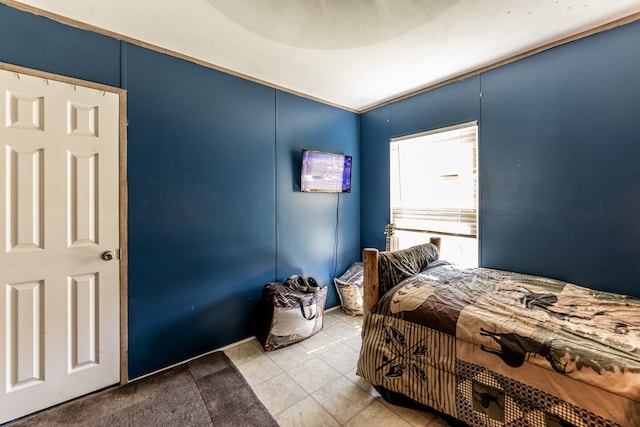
329,192,341,302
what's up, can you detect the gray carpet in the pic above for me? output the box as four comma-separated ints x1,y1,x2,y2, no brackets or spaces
7,352,278,427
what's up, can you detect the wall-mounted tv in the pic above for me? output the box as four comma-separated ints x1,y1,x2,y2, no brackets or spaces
300,149,352,193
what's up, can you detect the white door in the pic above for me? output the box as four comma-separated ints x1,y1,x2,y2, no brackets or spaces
0,68,121,423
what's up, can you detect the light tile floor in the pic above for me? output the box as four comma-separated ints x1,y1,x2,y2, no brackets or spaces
224,308,453,427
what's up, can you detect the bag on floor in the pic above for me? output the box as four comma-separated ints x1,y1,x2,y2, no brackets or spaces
255,281,327,351
334,262,364,316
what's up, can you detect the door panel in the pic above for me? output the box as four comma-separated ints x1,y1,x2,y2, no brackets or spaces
0,68,121,424
6,280,44,392
6,146,44,252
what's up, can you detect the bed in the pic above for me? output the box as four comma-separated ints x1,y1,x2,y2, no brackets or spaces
356,243,640,427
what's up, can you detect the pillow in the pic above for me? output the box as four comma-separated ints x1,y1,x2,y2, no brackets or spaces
377,243,439,297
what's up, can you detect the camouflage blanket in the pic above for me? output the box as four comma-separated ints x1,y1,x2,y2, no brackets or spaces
357,255,640,426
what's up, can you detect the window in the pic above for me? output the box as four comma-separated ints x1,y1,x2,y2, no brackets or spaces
389,122,478,267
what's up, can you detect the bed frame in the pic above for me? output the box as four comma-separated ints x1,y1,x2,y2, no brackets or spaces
362,237,441,314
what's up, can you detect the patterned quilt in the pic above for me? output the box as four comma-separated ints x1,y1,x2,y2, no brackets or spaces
357,255,640,427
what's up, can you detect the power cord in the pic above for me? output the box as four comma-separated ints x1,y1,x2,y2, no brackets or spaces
329,192,341,303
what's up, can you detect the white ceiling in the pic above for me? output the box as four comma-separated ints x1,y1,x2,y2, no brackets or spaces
11,0,640,111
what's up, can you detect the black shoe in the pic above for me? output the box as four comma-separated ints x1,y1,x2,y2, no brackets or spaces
305,277,319,293
284,275,307,292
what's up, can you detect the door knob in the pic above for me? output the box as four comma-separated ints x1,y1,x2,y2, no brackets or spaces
102,250,116,261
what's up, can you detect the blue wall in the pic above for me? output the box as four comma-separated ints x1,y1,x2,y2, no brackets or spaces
125,44,279,376
0,4,360,379
0,3,120,86
275,92,360,307
3,1,639,380
360,20,640,297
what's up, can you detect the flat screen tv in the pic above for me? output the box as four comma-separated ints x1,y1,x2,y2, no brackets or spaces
300,149,352,193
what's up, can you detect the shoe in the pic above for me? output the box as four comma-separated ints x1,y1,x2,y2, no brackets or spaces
305,277,319,293
284,275,307,292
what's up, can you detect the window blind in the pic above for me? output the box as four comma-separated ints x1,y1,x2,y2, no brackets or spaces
390,122,478,238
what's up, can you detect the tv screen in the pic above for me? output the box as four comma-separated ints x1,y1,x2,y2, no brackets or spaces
301,150,352,193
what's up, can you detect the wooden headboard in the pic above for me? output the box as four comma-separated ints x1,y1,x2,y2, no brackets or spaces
362,237,442,315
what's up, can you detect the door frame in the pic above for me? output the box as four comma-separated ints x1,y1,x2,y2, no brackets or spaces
0,61,129,385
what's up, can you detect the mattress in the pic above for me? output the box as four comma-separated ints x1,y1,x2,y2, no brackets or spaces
357,260,640,426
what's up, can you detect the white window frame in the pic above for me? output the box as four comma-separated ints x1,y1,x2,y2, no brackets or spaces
389,121,478,267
